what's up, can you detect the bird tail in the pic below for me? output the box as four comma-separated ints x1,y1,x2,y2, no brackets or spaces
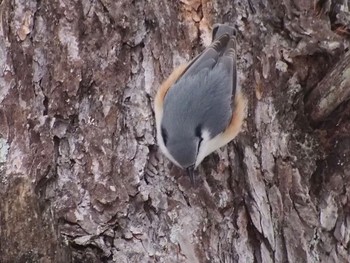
211,24,238,93
210,24,236,60
212,24,236,41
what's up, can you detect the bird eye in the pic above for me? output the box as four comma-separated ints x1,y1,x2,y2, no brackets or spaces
195,125,202,138
161,126,168,145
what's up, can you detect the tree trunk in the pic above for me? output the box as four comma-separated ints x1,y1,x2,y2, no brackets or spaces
1,0,350,262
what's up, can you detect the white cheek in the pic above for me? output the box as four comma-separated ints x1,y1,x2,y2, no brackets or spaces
195,130,231,167
195,130,212,167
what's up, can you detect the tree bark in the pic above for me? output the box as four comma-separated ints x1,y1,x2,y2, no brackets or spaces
1,0,350,262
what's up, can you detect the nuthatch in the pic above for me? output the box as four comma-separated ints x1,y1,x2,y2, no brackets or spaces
154,24,247,184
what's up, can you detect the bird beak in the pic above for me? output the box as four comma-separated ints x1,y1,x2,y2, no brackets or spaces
186,165,195,186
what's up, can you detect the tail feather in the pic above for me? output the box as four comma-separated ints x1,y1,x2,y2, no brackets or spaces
212,24,236,41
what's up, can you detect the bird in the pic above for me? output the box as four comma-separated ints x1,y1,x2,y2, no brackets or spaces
154,24,247,185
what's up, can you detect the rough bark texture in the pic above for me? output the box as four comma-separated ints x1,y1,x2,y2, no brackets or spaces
1,0,350,262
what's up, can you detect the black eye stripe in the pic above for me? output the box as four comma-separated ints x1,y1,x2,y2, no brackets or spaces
198,137,203,152
161,126,168,145
195,125,203,152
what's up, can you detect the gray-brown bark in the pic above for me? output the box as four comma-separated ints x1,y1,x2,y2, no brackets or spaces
1,0,350,262
306,50,350,122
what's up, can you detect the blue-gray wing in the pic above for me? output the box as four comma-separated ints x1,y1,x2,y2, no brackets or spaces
163,32,237,138
178,33,237,90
